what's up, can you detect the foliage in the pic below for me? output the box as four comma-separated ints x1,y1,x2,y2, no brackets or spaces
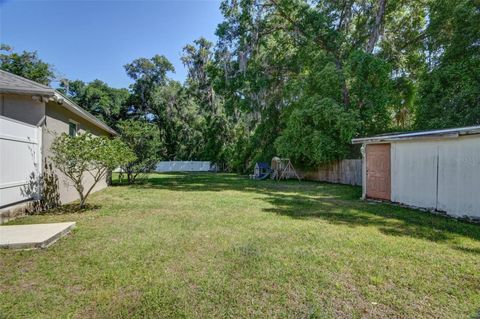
124,54,175,115
149,80,205,160
117,119,163,183
415,0,480,129
347,51,394,135
21,161,61,213
35,161,61,212
181,38,233,165
275,98,358,167
50,133,135,208
59,79,131,129
0,44,55,85
7,0,479,172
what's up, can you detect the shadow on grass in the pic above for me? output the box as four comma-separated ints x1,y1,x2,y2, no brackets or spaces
116,172,359,199
261,193,480,246
114,173,480,248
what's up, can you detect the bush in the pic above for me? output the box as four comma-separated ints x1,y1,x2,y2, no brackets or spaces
275,98,358,167
117,119,163,183
50,133,136,208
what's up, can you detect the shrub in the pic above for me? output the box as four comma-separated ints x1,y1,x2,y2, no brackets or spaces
50,133,136,208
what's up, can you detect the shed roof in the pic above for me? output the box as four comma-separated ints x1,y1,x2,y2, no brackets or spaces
352,125,480,144
0,70,54,96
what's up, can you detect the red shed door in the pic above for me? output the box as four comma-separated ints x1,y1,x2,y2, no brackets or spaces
366,144,391,200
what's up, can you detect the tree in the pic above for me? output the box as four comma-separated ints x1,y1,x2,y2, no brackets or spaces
124,55,175,115
50,133,135,208
182,38,232,165
125,54,208,162
59,79,131,129
415,0,480,129
275,97,358,167
0,44,55,85
117,120,163,183
142,80,205,160
9,0,476,174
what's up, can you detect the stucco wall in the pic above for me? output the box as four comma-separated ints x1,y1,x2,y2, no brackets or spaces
43,101,111,205
390,135,480,220
0,94,45,125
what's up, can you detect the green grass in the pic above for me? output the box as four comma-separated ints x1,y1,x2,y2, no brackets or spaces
1,173,479,318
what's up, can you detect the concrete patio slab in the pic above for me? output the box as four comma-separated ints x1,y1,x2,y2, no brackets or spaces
0,222,76,249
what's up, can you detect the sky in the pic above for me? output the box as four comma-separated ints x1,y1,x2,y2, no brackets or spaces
0,0,224,88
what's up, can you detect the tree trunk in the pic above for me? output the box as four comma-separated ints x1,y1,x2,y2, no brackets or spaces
334,58,350,108
367,0,387,53
127,171,133,184
76,183,85,209
79,194,85,209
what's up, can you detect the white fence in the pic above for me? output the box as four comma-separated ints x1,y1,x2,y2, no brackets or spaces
0,116,41,207
155,161,215,172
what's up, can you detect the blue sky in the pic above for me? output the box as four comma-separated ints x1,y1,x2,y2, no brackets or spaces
0,0,223,88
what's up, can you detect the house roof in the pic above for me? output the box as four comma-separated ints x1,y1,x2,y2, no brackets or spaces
0,70,54,96
352,125,480,144
0,69,117,135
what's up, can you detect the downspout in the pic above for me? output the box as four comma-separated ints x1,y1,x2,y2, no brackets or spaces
435,145,440,211
0,94,4,115
361,143,367,200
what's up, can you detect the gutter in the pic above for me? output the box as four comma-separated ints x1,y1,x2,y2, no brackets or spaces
352,126,480,144
0,88,55,96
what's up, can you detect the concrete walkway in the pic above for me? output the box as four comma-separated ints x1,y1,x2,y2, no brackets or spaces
0,222,76,249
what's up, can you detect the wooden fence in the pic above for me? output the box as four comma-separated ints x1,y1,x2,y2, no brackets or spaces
297,159,362,186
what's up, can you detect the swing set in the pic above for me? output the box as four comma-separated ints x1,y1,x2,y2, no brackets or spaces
270,157,301,181
251,157,301,181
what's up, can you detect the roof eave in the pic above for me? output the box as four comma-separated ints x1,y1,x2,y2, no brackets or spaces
53,92,118,136
352,127,480,144
0,88,55,96
352,133,461,144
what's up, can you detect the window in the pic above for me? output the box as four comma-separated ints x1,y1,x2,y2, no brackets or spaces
69,121,78,137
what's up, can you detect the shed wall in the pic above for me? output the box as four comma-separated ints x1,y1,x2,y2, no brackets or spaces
436,136,480,218
390,135,480,219
391,142,438,209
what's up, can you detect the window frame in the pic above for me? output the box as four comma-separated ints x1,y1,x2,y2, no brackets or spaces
69,120,79,137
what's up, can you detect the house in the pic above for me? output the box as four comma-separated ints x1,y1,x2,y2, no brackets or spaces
0,70,117,222
352,126,480,221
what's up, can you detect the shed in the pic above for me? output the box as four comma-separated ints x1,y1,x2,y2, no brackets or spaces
352,126,480,221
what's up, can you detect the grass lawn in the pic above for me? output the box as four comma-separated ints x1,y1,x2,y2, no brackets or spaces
1,173,479,318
